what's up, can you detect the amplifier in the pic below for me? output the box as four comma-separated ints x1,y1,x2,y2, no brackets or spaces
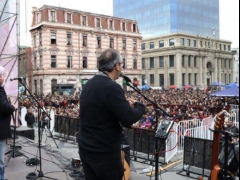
11,126,34,140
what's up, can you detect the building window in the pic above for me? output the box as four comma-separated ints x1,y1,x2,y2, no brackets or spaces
51,55,56,68
159,74,164,87
39,32,42,46
34,56,37,69
34,34,37,47
194,56,197,67
228,45,231,51
150,42,154,49
182,73,185,86
229,74,231,82
123,58,126,69
208,42,211,48
67,56,72,68
193,40,197,47
188,56,191,67
189,74,191,85
133,39,137,50
40,55,42,68
169,55,174,67
200,41,203,47
67,32,72,45
110,38,114,48
83,57,87,68
83,35,87,46
133,23,136,32
159,56,164,68
51,32,56,44
182,55,185,67
194,73,197,86
224,45,226,51
122,22,126,31
187,39,191,46
142,58,145,69
109,20,113,29
170,74,174,85
159,40,164,47
97,57,100,68
36,13,40,23
34,80,37,94
150,57,154,68
229,59,231,69
219,44,222,50
82,16,87,25
50,11,55,22
180,38,184,46
97,36,101,48
169,38,175,46
122,39,126,50
67,13,71,23
150,74,154,85
133,59,137,69
225,59,227,68
96,18,101,27
142,43,145,50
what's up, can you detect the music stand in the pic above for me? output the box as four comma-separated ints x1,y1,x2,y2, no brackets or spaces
5,109,28,167
16,78,58,180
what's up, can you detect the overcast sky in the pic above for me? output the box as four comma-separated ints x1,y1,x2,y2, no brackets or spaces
19,0,239,48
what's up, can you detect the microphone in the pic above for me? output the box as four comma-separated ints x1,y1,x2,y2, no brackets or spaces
120,72,132,83
10,77,23,81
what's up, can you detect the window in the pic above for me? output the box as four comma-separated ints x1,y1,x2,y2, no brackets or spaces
82,16,87,25
133,39,137,50
182,55,185,67
142,58,145,69
219,44,222,50
36,13,40,23
205,41,207,48
180,38,184,46
189,74,191,85
224,59,227,68
224,45,226,51
51,55,56,68
142,43,145,50
159,40,164,47
228,45,231,51
34,80,37,94
193,40,197,47
122,22,126,31
159,56,164,68
83,57,87,68
34,34,37,47
50,11,55,22
83,35,87,47
109,20,113,29
34,56,37,69
169,38,175,46
186,39,191,46
40,55,42,68
39,32,42,46
150,42,154,49
150,57,154,68
97,36,101,48
133,59,137,69
150,74,154,85
51,32,56,44
200,41,203,47
229,74,231,82
188,56,191,67
97,57,100,68
194,56,197,67
110,38,114,48
67,56,72,68
67,32,72,45
159,74,164,87
170,74,174,85
169,55,174,67
123,58,126,69
229,59,231,69
67,13,71,23
133,23,136,32
96,18,101,27
122,39,126,50
208,42,210,48
194,73,197,86
182,73,185,86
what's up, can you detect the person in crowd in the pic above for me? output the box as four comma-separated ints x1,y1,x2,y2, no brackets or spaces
78,49,146,180
0,66,16,180
226,119,239,135
25,108,35,128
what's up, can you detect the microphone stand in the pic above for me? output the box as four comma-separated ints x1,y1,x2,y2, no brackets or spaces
125,81,172,180
16,78,58,180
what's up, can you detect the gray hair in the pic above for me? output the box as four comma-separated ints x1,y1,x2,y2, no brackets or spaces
0,66,4,75
98,49,121,72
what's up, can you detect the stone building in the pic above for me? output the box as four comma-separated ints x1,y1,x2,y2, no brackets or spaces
30,5,142,95
232,48,239,83
141,33,234,89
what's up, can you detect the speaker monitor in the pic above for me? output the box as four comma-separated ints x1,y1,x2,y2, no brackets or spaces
11,126,34,141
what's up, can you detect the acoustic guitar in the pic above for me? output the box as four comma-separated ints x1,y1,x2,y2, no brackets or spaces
121,151,130,180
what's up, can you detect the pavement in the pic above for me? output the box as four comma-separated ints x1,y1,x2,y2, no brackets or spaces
4,128,239,180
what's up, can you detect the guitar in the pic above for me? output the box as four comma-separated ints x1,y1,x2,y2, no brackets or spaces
121,151,130,180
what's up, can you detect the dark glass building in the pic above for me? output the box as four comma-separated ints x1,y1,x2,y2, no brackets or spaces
114,0,220,38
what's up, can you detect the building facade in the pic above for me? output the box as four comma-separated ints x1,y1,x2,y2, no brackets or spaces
232,48,239,83
30,5,142,95
142,33,234,88
114,0,219,38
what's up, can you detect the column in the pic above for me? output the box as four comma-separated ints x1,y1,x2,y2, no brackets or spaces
203,56,207,86
198,56,203,87
176,53,182,87
186,55,189,85
164,55,169,87
214,57,218,82
218,58,222,83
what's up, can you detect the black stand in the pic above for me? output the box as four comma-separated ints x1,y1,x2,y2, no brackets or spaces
125,82,172,180
5,109,28,166
16,79,58,180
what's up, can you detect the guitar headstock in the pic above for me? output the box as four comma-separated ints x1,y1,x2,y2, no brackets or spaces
214,112,225,131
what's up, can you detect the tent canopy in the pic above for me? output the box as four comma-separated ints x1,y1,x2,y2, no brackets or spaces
183,85,193,89
225,82,239,89
169,85,177,89
210,86,239,97
142,84,151,90
210,82,225,86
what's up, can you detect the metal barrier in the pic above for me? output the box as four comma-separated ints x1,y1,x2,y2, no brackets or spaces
184,126,213,140
165,123,178,163
230,104,239,110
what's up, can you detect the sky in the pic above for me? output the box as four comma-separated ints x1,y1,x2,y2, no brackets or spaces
19,0,239,48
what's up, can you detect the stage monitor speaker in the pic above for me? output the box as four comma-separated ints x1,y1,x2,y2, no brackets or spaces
11,126,34,141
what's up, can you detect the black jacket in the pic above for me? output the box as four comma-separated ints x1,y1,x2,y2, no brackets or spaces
78,75,146,159
0,86,15,140
25,113,35,125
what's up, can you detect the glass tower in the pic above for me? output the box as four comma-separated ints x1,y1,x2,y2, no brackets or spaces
114,0,219,38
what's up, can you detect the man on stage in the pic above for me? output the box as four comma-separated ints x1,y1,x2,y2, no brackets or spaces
78,49,146,180
0,66,16,180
